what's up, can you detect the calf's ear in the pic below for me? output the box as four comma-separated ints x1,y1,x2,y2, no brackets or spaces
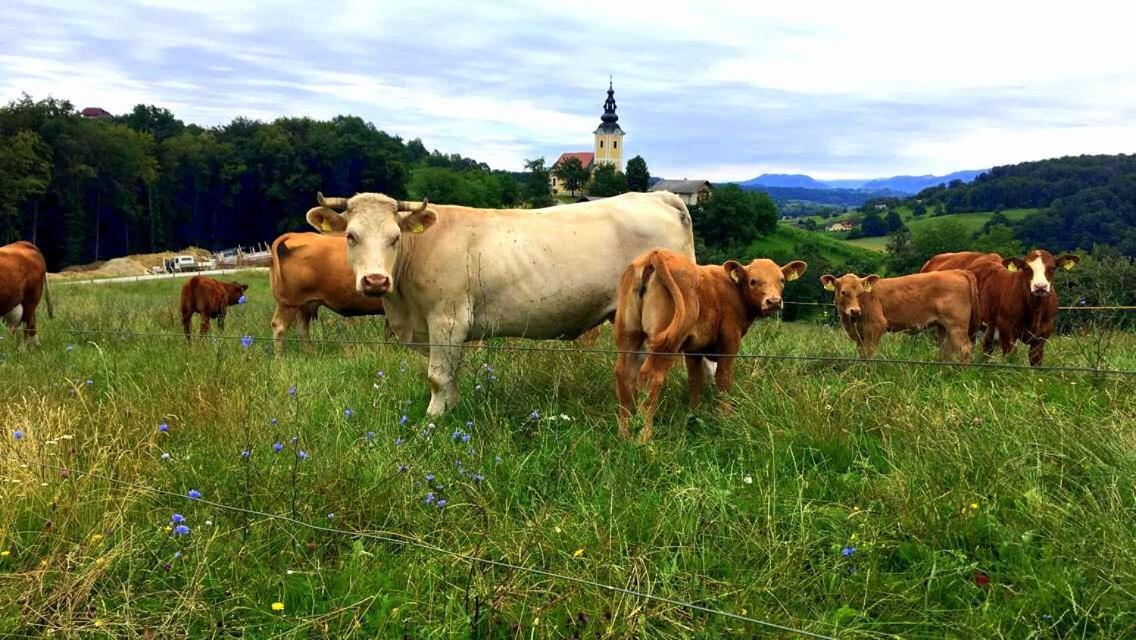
723,260,745,284
1057,254,1080,271
1002,257,1026,272
307,207,347,235
862,274,881,292
820,274,836,291
781,260,807,281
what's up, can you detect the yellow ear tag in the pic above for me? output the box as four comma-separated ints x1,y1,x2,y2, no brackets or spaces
410,223,426,234
320,221,332,233
787,271,799,282
1062,261,1075,271
823,282,835,291
863,283,873,293
1006,263,1018,272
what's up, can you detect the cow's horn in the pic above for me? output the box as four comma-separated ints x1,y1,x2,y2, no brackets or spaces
317,192,349,210
397,199,429,213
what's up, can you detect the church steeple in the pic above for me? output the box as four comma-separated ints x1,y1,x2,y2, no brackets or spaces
594,77,626,168
601,77,618,126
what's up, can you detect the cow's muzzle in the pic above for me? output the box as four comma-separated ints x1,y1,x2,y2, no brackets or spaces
1031,284,1050,297
764,296,783,311
360,274,391,297
844,307,861,318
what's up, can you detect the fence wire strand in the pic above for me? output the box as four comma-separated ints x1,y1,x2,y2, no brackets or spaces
44,327,1136,377
5,457,837,640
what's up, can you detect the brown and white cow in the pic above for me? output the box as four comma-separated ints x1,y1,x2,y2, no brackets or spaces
614,249,807,442
820,270,979,362
180,275,248,340
920,250,1079,365
0,241,53,343
307,191,696,416
269,232,385,353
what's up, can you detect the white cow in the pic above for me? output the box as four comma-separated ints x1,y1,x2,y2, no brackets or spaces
307,191,696,415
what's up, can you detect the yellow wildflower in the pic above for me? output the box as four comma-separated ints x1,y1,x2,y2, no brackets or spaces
0,550,9,557
271,602,285,612
93,620,105,628
970,503,979,510
572,548,584,558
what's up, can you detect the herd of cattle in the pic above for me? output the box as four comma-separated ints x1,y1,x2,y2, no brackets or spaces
2,190,1079,440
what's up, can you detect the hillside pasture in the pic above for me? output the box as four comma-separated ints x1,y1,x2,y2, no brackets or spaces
3,272,1136,638
804,208,1041,254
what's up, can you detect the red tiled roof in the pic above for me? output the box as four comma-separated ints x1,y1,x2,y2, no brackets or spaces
81,107,112,118
554,152,594,168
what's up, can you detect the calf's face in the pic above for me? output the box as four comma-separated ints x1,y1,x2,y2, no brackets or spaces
820,273,880,319
307,193,437,297
1003,250,1079,297
723,259,807,317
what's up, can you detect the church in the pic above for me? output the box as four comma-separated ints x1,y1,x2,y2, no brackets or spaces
551,80,625,195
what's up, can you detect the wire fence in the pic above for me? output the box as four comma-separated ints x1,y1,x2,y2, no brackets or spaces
3,456,838,640
34,327,1136,377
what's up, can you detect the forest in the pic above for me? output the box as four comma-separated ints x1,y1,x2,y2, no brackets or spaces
913,154,1136,256
0,96,524,270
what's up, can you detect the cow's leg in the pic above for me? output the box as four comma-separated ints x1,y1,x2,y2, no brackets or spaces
271,305,298,355
950,324,972,363
1028,337,1047,367
298,303,318,353
216,309,227,332
936,325,952,362
16,301,38,345
199,315,211,336
182,309,193,342
425,310,471,416
999,326,1016,357
684,354,706,409
638,353,678,443
614,333,645,439
981,324,996,357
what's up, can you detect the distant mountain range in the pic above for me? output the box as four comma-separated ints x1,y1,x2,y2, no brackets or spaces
740,170,986,194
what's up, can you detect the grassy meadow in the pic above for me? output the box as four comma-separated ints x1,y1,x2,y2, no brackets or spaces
801,208,1041,253
3,271,1136,638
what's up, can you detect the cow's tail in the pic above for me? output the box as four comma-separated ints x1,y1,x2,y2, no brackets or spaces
42,274,54,319
270,235,290,293
646,251,690,354
964,271,981,340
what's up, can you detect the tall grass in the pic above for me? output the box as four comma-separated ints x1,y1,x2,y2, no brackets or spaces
2,272,1136,638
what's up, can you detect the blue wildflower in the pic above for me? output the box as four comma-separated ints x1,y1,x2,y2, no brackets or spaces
424,492,435,504
436,499,447,510
451,429,463,442
13,430,24,441
171,513,185,524
158,423,169,433
86,379,93,385
472,473,485,483
173,524,190,537
343,408,355,419
241,448,251,459
529,410,540,421
367,431,376,441
461,433,471,444
273,441,283,453
399,415,409,426
237,295,248,305
270,417,278,426
426,473,436,483
398,464,409,473
66,345,75,353
376,370,385,379
241,335,253,349
394,437,403,446
187,489,202,500
455,459,463,467
298,450,309,461
465,420,473,429
173,551,183,560
161,452,170,461
494,455,502,464
327,513,334,520
841,546,856,557
288,386,297,397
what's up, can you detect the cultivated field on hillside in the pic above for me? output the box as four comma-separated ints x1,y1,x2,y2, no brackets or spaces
3,273,1136,638
798,208,1040,253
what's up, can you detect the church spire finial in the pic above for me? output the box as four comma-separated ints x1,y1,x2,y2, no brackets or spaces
601,78,618,125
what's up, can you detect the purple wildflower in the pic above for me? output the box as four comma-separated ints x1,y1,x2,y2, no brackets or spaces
472,473,485,483
395,437,404,446
159,423,169,433
187,490,202,500
436,499,447,510
288,386,297,397
298,450,309,461
13,430,24,441
241,448,251,459
461,433,471,443
529,410,540,421
424,492,435,504
842,546,856,557
173,524,190,537
171,513,185,524
161,452,170,461
237,295,248,305
426,473,436,483
343,408,355,419
273,441,283,453
400,415,409,426
240,335,253,349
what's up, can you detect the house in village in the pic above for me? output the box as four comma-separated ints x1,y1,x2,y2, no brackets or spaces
826,221,855,232
649,179,713,207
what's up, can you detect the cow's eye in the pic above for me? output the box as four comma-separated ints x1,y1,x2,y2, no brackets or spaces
389,236,399,247
345,231,358,245
749,279,758,286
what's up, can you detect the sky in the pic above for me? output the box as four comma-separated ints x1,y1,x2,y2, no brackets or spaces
3,0,1135,181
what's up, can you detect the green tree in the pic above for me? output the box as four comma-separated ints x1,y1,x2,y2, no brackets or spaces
523,158,555,208
885,209,905,232
911,219,972,266
692,184,777,248
552,156,588,196
912,201,927,217
0,130,52,241
588,163,628,197
973,224,1023,256
625,155,650,192
859,211,888,237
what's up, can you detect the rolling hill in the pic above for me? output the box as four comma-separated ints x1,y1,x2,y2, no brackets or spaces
735,170,985,194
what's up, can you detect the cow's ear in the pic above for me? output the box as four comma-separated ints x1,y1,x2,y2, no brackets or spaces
862,274,881,292
820,274,836,291
723,260,745,284
1057,254,1080,271
781,260,807,282
240,284,249,292
307,207,347,235
1002,257,1026,272
397,200,437,234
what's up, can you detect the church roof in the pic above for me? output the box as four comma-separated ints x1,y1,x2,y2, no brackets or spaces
649,179,713,195
594,79,625,135
554,152,594,168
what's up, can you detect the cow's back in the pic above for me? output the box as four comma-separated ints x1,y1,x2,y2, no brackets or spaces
922,251,1004,290
875,270,976,331
271,232,384,315
0,242,48,313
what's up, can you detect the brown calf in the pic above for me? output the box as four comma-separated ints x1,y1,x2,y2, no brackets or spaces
614,248,806,442
180,276,248,340
920,250,1078,365
269,232,385,353
820,270,979,362
0,241,53,343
